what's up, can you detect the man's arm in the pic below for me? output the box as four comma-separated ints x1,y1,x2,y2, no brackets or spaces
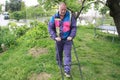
48,16,57,40
69,15,77,39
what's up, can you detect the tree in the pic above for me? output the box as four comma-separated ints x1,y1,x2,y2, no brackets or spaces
9,0,22,12
5,0,9,11
11,11,26,21
0,4,2,13
38,0,88,20
38,0,120,38
106,0,120,37
21,1,26,11
37,0,104,19
26,5,46,19
9,0,26,21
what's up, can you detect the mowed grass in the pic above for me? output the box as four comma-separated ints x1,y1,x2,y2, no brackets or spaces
0,25,120,80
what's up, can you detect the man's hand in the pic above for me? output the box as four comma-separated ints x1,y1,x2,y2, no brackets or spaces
67,36,72,41
55,37,61,41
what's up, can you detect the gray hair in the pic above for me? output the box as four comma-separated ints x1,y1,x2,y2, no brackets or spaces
59,2,66,9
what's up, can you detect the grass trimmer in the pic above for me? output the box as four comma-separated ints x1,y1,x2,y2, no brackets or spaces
72,40,84,80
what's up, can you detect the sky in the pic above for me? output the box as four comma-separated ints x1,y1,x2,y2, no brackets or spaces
22,0,39,6
0,0,39,6
0,0,6,5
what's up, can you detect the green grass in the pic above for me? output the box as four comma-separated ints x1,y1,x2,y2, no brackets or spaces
0,25,120,80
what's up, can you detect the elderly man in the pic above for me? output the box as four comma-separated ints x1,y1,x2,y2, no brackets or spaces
48,2,77,77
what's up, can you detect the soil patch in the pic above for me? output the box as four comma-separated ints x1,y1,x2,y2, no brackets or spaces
29,47,48,57
29,72,51,80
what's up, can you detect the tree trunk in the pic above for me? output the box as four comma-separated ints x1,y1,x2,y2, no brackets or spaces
106,0,120,38
113,16,120,38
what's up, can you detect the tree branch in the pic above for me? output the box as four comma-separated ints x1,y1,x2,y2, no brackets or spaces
76,0,87,20
87,0,105,6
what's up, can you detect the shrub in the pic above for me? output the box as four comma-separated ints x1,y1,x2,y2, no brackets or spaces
10,11,26,21
17,21,49,47
0,27,16,52
15,25,29,37
8,22,29,38
26,21,48,39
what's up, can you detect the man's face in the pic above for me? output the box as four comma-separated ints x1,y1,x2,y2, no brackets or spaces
59,4,67,16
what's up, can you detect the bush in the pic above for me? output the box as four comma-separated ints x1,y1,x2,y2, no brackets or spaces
26,21,48,39
17,21,49,47
0,27,16,52
8,22,29,38
15,25,29,37
10,11,26,21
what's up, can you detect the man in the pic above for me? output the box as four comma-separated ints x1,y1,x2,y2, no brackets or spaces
48,2,77,77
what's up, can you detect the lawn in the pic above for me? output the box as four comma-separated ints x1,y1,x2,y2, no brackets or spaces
0,24,120,80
